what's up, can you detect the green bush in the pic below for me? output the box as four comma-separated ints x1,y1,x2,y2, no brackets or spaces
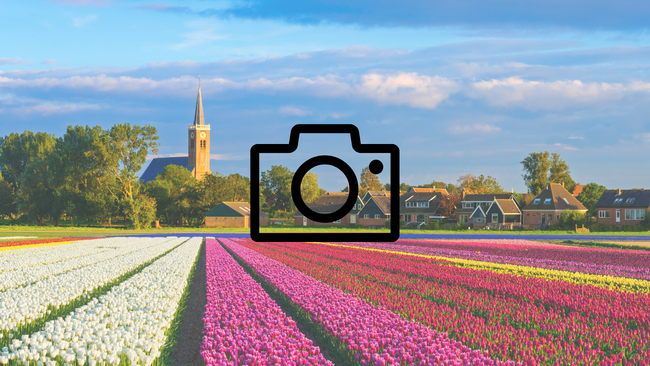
423,221,440,230
558,210,586,229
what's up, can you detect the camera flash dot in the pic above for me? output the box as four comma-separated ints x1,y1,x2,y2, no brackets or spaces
369,159,383,175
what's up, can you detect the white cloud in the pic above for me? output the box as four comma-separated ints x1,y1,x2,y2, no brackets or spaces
278,106,311,116
553,142,578,151
0,58,33,65
451,124,501,134
42,59,59,65
72,14,97,27
568,136,585,140
357,72,458,109
469,77,649,110
12,103,100,115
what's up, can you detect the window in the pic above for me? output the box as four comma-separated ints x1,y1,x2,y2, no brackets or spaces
405,215,411,221
599,210,611,218
544,198,551,204
333,219,341,223
462,202,472,209
364,214,369,219
460,215,468,224
417,214,425,221
492,213,498,223
353,204,356,210
547,213,552,220
563,198,569,204
557,213,560,221
614,198,623,203
475,218,483,223
625,209,645,220
374,214,380,219
533,199,540,204
626,198,636,203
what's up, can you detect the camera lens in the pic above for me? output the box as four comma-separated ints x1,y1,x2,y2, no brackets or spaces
291,155,359,223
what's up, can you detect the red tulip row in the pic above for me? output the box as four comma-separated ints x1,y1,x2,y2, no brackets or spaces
238,239,650,365
221,238,507,365
0,237,88,248
260,240,650,325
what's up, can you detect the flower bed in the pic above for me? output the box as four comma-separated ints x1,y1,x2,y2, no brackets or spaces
201,239,331,365
0,238,90,249
221,238,503,365
0,237,186,344
240,240,650,365
0,237,202,365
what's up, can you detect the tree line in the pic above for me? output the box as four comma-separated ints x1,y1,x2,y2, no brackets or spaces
0,124,620,227
0,125,251,228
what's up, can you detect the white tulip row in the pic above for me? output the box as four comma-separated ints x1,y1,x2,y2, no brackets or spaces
0,237,186,335
0,237,175,292
0,237,202,366
0,239,108,274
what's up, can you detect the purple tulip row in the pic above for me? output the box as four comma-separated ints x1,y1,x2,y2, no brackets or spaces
201,239,332,365
343,240,650,280
221,238,512,366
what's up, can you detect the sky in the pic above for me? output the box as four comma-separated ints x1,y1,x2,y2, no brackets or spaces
1,0,649,193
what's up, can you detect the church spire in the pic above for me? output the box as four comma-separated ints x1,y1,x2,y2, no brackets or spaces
193,76,204,126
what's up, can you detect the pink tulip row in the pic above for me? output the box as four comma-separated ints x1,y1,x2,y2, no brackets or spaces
409,238,641,254
201,239,332,365
220,238,510,366
343,240,650,280
240,240,650,365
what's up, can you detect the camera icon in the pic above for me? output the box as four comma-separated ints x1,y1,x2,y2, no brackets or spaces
250,124,400,242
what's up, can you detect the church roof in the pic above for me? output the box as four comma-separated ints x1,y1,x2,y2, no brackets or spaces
194,87,205,126
139,157,191,184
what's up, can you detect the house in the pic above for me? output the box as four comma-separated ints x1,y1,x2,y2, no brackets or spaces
399,191,444,228
481,199,523,228
572,184,586,198
361,190,389,203
204,202,269,228
522,183,587,226
409,187,449,195
595,189,650,226
453,193,519,225
294,193,364,227
358,196,391,228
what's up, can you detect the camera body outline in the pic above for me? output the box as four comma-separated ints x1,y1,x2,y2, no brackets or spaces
250,124,400,242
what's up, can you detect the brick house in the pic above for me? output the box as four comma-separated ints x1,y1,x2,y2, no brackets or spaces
522,183,587,226
358,196,391,228
399,191,445,228
452,192,519,225
595,189,650,226
294,192,364,227
205,202,269,228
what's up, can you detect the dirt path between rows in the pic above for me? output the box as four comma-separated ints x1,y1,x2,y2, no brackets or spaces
169,241,207,366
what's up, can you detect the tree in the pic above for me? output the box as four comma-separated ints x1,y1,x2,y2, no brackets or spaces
549,153,577,193
0,131,56,193
457,174,503,194
299,172,321,204
201,173,232,210
261,165,294,215
522,151,576,195
89,123,159,202
576,183,607,217
558,210,586,229
361,166,382,191
0,173,15,219
226,173,250,203
446,183,458,194
146,165,198,225
521,151,551,195
438,192,460,217
17,159,61,225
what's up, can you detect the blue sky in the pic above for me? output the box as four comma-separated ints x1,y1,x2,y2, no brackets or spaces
1,0,649,193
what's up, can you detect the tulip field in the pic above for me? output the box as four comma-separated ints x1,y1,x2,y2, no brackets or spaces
2,235,650,365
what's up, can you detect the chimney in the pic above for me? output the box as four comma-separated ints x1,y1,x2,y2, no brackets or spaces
561,182,564,188
618,188,621,195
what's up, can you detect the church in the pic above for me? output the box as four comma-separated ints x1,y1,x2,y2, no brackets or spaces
140,83,212,183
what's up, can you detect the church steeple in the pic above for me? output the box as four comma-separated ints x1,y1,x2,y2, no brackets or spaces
193,76,205,126
188,76,211,180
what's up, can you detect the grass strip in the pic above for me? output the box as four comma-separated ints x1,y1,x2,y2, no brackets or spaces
218,239,358,366
152,238,204,366
0,239,189,350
